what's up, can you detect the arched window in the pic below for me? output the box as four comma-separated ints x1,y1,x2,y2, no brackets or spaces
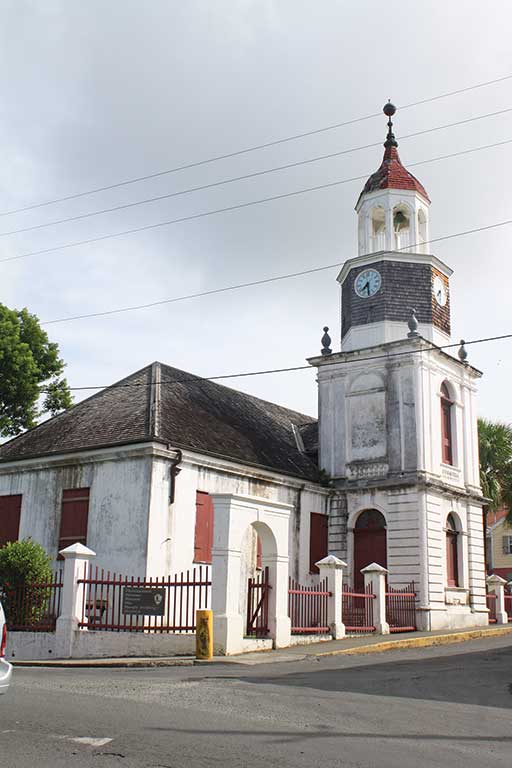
446,514,459,587
370,207,386,252
418,209,427,247
393,204,411,249
440,382,454,465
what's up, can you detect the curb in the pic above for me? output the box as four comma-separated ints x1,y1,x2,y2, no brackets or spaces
12,657,195,669
311,625,512,658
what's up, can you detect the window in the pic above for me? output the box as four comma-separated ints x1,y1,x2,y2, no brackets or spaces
194,491,213,564
0,494,22,547
446,514,459,587
309,513,328,574
58,488,90,556
440,382,454,465
503,535,512,555
393,204,411,249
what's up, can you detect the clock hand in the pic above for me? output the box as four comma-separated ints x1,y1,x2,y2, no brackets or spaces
363,281,370,295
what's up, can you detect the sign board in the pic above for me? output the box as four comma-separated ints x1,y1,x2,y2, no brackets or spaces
122,586,165,616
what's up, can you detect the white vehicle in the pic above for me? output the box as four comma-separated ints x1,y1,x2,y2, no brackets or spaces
0,601,12,694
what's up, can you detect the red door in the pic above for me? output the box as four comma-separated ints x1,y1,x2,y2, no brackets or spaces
353,510,387,590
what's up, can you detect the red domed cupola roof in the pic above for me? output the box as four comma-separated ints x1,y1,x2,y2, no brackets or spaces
356,102,430,208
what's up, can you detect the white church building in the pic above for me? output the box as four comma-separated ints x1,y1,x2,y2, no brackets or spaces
0,103,488,652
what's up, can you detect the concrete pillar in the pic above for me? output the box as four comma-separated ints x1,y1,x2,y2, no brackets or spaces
317,555,347,639
362,562,390,635
265,554,291,649
55,542,96,658
487,574,508,625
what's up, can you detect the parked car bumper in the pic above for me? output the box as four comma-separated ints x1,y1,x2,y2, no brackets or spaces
0,658,12,693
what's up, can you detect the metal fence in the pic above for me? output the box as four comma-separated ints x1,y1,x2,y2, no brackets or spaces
77,565,211,632
3,571,63,632
342,583,375,634
505,587,512,622
486,591,497,624
288,577,331,635
385,582,417,633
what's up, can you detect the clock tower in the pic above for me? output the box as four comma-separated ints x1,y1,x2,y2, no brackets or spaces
339,102,451,352
309,104,488,631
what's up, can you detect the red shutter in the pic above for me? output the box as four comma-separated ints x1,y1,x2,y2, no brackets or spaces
441,390,453,465
309,513,328,574
256,535,262,570
0,494,22,547
194,491,213,564
58,488,90,556
446,530,459,587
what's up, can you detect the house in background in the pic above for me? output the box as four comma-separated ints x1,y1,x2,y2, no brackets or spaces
0,104,490,641
486,507,512,582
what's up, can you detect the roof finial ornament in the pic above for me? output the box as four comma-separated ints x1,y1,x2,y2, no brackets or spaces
407,308,419,338
321,326,332,356
458,339,468,364
383,100,398,149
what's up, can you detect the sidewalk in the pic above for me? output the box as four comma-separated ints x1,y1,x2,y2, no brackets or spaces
12,624,512,668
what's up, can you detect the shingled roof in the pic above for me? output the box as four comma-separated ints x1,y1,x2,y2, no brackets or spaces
356,144,430,208
0,362,319,481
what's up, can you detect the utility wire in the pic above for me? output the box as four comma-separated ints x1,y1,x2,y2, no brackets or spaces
2,107,511,239
49,331,512,393
2,72,512,219
4,136,512,267
42,216,512,325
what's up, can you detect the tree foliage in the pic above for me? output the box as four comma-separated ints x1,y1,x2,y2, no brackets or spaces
0,304,72,436
478,418,512,523
0,539,53,626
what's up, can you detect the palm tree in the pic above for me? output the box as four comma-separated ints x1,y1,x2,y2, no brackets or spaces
478,418,512,518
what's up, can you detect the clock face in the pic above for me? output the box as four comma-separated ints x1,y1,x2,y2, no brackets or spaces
433,275,447,307
354,268,382,298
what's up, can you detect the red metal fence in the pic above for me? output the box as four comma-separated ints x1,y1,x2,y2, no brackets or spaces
78,565,211,632
342,583,375,633
385,582,417,633
288,577,331,635
486,591,497,624
505,587,512,622
246,567,270,637
3,571,63,632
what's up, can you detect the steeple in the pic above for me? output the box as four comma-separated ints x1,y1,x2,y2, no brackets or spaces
356,103,430,256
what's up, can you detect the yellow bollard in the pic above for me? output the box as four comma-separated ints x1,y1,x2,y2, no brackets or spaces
195,609,213,660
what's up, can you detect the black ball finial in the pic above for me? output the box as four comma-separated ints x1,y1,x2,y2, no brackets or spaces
321,326,332,356
383,101,396,117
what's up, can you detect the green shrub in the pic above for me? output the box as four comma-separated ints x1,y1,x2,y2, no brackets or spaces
0,539,53,627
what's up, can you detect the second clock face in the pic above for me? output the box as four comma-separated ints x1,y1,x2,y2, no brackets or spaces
354,268,382,298
433,275,447,306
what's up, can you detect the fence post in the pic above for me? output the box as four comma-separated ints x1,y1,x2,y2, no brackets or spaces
316,555,347,639
361,562,390,635
486,574,508,624
55,543,96,658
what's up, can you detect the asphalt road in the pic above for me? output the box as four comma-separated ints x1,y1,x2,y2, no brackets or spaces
2,635,512,768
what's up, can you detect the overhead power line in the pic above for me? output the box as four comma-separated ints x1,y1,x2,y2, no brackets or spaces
4,136,512,268
2,107,512,239
49,331,512,393
2,72,512,219
42,216,512,325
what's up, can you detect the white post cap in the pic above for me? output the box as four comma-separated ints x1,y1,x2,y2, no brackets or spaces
360,562,389,575
316,555,347,569
58,542,97,559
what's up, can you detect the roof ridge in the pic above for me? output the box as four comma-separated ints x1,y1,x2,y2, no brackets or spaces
157,360,317,423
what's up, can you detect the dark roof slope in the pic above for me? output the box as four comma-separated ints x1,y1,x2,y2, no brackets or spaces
0,362,319,481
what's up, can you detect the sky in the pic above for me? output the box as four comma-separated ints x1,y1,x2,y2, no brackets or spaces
1,0,512,421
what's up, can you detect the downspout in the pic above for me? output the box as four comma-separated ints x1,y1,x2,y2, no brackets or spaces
169,449,183,505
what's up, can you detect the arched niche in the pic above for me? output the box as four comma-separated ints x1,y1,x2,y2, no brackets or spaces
393,203,412,250
370,206,386,252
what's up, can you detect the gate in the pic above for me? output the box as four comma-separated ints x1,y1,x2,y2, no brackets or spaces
385,582,417,632
246,567,270,637
505,586,512,622
288,577,331,635
342,583,375,633
487,591,497,624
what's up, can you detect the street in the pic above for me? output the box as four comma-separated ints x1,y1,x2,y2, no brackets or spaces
1,636,512,768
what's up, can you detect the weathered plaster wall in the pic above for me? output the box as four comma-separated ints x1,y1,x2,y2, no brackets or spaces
0,446,153,576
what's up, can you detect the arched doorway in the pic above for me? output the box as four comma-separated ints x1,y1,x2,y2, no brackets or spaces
353,509,387,589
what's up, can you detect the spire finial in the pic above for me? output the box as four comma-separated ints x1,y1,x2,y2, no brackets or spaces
383,101,398,149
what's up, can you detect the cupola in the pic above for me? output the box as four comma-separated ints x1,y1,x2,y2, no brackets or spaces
356,103,430,256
